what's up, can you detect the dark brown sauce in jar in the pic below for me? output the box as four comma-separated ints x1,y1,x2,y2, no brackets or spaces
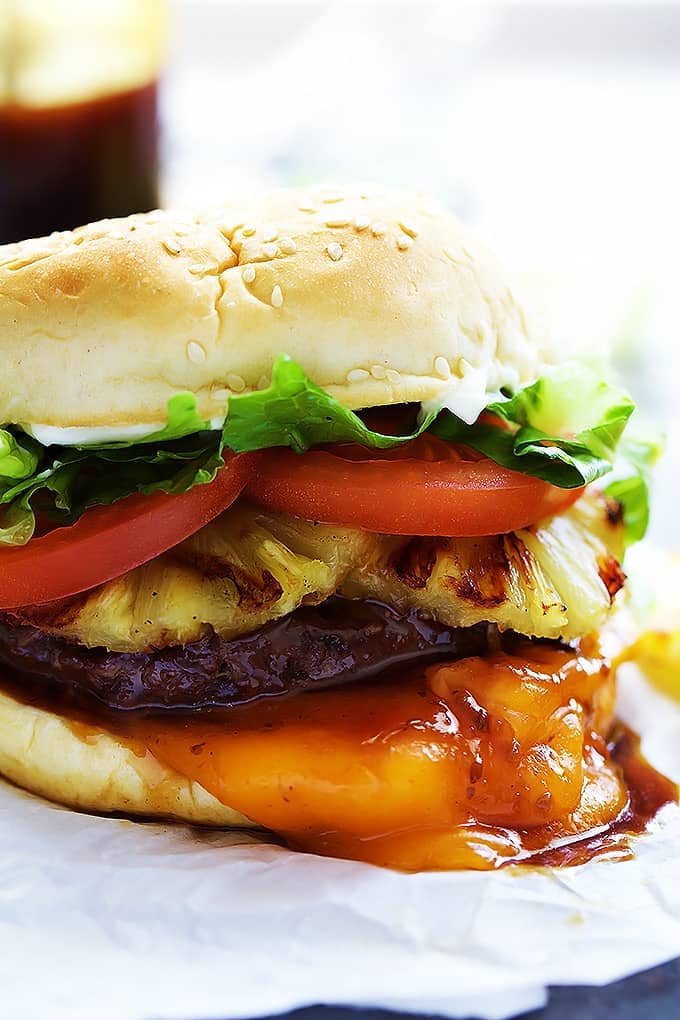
0,81,159,244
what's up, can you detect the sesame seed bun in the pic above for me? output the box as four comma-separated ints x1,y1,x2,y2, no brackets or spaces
0,186,548,431
0,684,252,827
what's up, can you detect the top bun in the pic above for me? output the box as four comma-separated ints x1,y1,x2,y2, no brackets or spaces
0,186,549,431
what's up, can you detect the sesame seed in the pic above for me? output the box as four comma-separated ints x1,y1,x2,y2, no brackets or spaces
434,356,451,379
241,224,256,237
385,369,401,385
187,341,207,364
271,284,284,308
188,263,207,275
262,242,278,259
371,222,387,237
443,247,461,265
162,240,181,256
396,235,413,251
326,242,343,261
211,387,231,403
262,226,278,243
279,237,297,255
325,217,351,228
347,368,370,383
398,221,418,239
354,215,370,231
242,265,256,284
298,204,317,213
370,364,387,379
227,373,246,393
462,246,474,260
321,192,345,204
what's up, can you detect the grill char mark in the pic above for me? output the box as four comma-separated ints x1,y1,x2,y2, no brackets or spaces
597,555,627,601
388,538,445,590
445,537,510,609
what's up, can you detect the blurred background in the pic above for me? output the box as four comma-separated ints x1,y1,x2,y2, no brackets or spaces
1,0,678,543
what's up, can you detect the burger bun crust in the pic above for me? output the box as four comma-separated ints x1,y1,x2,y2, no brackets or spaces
0,685,252,827
0,186,547,430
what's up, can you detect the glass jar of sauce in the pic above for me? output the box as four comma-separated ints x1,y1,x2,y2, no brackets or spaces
0,1,166,244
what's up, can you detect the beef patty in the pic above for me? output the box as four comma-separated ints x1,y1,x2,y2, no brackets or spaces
0,598,488,712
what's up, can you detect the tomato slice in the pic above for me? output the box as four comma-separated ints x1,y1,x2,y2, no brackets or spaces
0,451,260,609
246,436,583,536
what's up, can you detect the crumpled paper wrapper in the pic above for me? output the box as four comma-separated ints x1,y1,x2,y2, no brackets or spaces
0,662,679,1020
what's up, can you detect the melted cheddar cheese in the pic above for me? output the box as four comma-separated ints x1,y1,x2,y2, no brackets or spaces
123,642,629,871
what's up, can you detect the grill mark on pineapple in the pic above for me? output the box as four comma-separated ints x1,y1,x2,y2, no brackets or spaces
388,538,446,589
504,533,538,588
176,551,284,611
8,592,92,630
444,538,509,609
597,555,626,600
225,565,284,611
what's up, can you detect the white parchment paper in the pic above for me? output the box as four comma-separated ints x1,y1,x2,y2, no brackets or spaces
0,663,679,1020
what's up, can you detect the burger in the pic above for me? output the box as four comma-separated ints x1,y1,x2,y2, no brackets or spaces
0,186,670,871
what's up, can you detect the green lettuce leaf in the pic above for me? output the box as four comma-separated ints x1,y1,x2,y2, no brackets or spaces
93,393,212,448
430,364,635,489
222,356,435,453
0,429,40,481
0,356,654,547
0,434,228,545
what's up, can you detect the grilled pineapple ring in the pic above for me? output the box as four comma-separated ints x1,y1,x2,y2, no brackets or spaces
16,503,374,653
344,492,626,642
14,492,625,651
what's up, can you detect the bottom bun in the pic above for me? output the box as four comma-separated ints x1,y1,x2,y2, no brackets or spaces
0,685,252,827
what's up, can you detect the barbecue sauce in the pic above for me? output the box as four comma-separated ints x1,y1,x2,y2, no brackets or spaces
120,642,676,871
1,630,674,872
0,82,159,244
